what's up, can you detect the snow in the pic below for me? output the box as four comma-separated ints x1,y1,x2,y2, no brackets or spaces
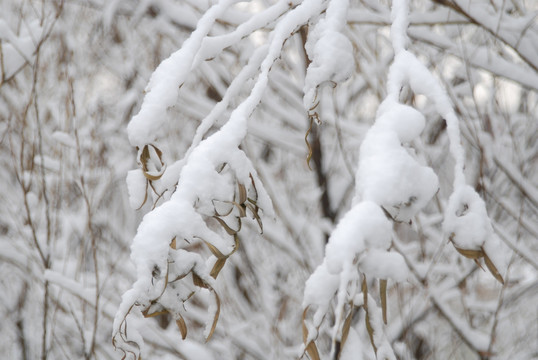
1,0,531,358
375,100,425,143
127,0,237,148
324,201,392,274
390,0,409,53
365,293,396,360
443,185,491,251
118,0,344,351
339,327,363,360
34,154,61,173
358,249,409,282
114,0,519,357
430,289,490,352
187,45,269,159
0,19,41,79
52,131,76,148
126,169,148,209
303,0,353,109
195,0,291,65
355,124,439,223
482,234,509,280
384,49,466,189
454,0,538,71
301,0,513,356
303,260,339,310
203,289,218,339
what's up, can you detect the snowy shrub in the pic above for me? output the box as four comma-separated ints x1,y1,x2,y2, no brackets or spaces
1,0,537,359
301,2,511,358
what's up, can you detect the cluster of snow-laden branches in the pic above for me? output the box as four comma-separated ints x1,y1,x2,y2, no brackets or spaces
301,1,510,359
113,0,515,358
2,0,537,359
114,0,335,357
112,0,373,357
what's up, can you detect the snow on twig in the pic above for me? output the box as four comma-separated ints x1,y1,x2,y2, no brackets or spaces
127,0,236,148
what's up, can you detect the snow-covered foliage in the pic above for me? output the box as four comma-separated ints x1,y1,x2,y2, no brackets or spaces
301,1,513,358
1,0,537,360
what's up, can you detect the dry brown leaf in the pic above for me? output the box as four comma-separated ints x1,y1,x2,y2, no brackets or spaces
140,144,166,181
362,277,377,355
205,290,221,342
305,341,320,360
245,202,263,233
248,174,258,202
213,215,241,235
302,308,309,343
302,307,320,360
192,272,209,289
365,309,377,355
232,201,247,218
482,248,504,284
340,306,354,356
135,179,149,210
212,199,234,216
142,308,168,318
202,239,226,259
176,315,188,340
362,277,368,307
305,115,314,170
238,183,247,204
454,246,484,259
210,258,227,279
380,279,388,325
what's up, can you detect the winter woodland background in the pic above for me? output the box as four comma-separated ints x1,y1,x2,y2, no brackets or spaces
1,0,537,359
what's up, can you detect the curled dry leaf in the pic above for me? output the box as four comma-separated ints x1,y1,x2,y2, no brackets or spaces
139,144,166,181
205,290,221,342
135,179,149,210
305,115,315,170
213,215,241,235
212,199,234,217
